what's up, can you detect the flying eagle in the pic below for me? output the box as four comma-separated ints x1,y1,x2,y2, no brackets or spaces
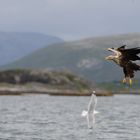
105,45,140,85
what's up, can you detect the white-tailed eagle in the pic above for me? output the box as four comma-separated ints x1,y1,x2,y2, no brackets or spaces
105,45,140,85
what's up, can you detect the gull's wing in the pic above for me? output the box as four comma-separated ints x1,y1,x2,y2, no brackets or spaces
87,94,97,129
88,94,97,113
87,111,95,129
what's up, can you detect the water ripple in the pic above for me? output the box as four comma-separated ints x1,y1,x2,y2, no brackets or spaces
0,95,140,140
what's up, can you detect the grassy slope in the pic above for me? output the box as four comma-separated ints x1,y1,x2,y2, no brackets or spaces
3,33,140,82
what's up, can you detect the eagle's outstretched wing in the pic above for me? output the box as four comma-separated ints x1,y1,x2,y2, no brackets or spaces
117,46,140,61
117,45,126,51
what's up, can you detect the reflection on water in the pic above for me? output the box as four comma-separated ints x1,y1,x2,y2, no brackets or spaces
0,94,140,140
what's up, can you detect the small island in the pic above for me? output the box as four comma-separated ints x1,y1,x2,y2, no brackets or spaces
0,69,112,96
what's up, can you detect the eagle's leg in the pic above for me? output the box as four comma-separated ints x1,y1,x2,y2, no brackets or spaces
122,77,132,85
128,77,132,85
122,77,127,84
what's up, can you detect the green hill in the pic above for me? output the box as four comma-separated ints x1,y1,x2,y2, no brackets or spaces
3,33,140,82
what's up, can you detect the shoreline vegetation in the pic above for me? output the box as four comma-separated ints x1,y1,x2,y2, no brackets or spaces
0,69,112,96
1,69,139,96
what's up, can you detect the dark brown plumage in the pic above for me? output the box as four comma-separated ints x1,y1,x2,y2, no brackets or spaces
105,45,140,85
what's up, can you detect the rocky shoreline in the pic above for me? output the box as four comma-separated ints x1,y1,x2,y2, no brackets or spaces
0,86,113,96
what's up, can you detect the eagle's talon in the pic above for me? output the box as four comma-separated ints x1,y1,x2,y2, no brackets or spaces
122,78,126,84
129,78,132,85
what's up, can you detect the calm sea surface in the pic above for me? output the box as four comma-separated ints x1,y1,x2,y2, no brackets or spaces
0,94,140,140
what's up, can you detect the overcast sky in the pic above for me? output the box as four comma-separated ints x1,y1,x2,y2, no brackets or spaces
0,0,140,40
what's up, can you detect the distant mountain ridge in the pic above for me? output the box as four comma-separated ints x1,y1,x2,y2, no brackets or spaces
3,33,140,82
0,31,63,65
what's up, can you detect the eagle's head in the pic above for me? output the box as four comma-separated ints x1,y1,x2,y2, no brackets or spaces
105,48,121,61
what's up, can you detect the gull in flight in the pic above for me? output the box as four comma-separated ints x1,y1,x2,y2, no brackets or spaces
81,91,99,129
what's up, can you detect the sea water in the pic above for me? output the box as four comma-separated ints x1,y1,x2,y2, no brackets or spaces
0,94,140,140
